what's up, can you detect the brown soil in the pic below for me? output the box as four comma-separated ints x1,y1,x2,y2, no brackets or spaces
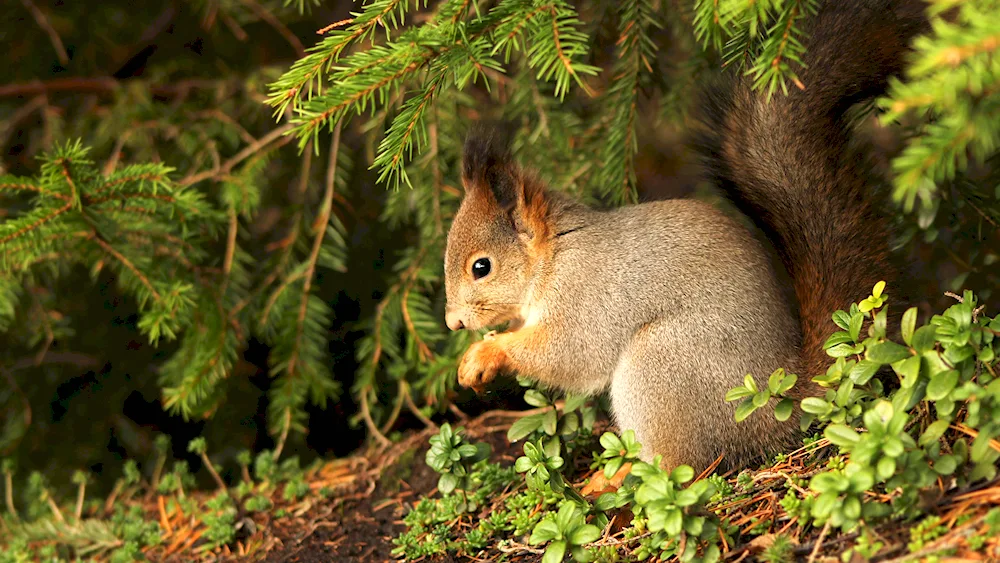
259,413,541,563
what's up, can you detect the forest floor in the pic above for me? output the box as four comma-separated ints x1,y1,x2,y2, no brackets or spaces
118,406,1000,563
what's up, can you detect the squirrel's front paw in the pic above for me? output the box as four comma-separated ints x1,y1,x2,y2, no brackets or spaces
458,340,506,392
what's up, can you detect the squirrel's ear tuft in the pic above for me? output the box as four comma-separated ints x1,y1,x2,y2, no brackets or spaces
462,122,552,243
461,123,519,209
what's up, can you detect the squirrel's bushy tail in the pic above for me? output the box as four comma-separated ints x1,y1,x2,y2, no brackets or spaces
693,0,928,378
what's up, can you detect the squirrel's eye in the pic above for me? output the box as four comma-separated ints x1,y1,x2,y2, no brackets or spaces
471,258,492,280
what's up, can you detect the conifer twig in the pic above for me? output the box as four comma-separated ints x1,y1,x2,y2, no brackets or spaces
43,489,66,523
272,408,292,460
278,126,342,404
179,124,294,186
379,381,407,435
91,236,161,302
232,142,312,321
2,467,18,523
402,381,437,430
241,0,305,57
73,475,87,522
807,520,831,563
0,95,47,149
221,209,238,295
360,389,392,448
0,77,239,98
20,0,69,66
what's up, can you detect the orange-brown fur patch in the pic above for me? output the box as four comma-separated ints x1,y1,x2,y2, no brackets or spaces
458,338,509,392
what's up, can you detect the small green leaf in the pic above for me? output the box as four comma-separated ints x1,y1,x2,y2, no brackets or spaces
812,492,837,518
880,437,904,460
934,454,958,475
827,343,861,357
524,389,549,408
811,472,847,494
848,360,880,385
901,307,918,345
919,420,951,446
876,457,896,480
568,524,600,545
663,507,683,536
752,389,772,408
508,415,543,442
823,332,854,349
684,515,705,536
866,341,911,364
600,432,624,453
768,369,785,394
744,374,758,393
832,310,851,330
872,281,886,299
849,313,863,342
438,473,459,494
725,386,755,402
893,355,922,388
515,456,534,473
604,457,624,480
873,309,888,338
911,325,938,352
843,495,861,521
825,424,861,447
555,502,576,530
776,373,798,394
563,393,587,412
675,488,699,507
734,398,757,422
595,492,618,511
542,409,558,436
926,370,959,401
542,541,567,563
801,397,831,415
670,465,695,484
559,412,579,435
774,398,794,421
543,437,561,459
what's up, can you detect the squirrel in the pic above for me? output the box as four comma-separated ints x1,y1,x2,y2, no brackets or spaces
442,0,928,472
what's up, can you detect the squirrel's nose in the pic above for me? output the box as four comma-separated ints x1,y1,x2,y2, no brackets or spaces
445,310,465,331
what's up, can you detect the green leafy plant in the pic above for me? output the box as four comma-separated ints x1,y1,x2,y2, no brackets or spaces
507,382,597,454
628,461,723,562
425,423,491,498
724,368,798,423
515,439,569,495
726,282,999,533
597,429,643,479
528,502,602,563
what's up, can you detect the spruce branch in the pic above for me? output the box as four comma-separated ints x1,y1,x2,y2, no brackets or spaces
265,126,345,436
266,0,415,117
747,0,817,97
373,76,442,187
693,0,727,52
879,1,1000,211
596,0,660,204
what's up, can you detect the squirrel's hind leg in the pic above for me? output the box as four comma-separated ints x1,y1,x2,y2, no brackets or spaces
608,319,799,473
